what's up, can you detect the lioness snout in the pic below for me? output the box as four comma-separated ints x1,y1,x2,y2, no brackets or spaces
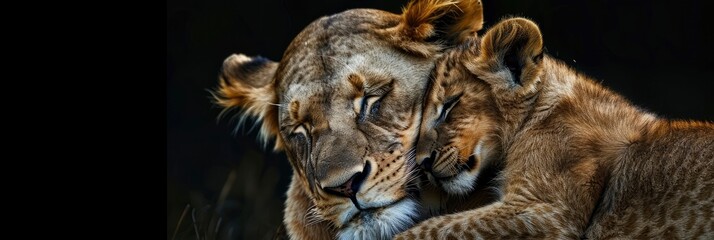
420,150,438,172
323,162,371,200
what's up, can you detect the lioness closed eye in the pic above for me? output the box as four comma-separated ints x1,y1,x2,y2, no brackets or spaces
398,17,713,239
212,0,496,239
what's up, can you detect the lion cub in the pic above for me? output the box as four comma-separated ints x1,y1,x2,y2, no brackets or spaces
398,17,713,239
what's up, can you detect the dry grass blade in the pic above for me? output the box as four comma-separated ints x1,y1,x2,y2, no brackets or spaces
192,208,200,240
217,170,237,210
172,204,191,240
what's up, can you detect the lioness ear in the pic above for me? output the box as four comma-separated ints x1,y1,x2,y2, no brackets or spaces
213,53,283,151
466,17,544,95
383,0,484,56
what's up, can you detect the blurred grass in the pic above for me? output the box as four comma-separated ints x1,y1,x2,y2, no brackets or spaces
168,148,288,240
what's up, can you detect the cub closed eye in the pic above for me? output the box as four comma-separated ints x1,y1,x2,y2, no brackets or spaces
436,95,461,124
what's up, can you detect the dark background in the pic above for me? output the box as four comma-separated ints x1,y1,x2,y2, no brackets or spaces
167,0,714,239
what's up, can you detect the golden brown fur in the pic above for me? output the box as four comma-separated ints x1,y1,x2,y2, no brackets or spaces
398,17,714,239
399,0,483,42
212,1,497,239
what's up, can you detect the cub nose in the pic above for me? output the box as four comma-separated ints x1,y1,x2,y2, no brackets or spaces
421,150,438,172
323,163,371,199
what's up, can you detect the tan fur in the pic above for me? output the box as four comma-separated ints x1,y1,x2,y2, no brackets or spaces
379,0,483,57
400,0,483,41
214,54,283,150
284,174,336,240
211,1,492,239
398,17,714,239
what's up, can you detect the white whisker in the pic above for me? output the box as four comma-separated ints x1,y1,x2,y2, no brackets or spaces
265,102,289,109
306,208,326,226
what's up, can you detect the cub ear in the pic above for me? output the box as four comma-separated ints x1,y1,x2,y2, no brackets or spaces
466,17,544,95
213,53,283,151
383,0,484,56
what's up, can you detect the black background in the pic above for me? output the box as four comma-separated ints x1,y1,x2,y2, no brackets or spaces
167,0,714,239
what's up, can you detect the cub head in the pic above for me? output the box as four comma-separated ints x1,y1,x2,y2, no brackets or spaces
417,17,545,195
213,0,484,238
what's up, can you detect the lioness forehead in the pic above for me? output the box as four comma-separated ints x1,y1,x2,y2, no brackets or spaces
276,9,399,90
275,10,433,124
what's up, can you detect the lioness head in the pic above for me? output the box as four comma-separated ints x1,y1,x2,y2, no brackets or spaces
213,0,484,238
417,17,545,195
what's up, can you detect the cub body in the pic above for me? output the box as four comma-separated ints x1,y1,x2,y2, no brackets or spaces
400,17,714,239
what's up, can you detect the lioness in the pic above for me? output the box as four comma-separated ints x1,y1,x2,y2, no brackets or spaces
213,0,499,239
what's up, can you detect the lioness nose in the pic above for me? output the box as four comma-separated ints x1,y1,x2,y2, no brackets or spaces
421,150,438,172
323,163,370,199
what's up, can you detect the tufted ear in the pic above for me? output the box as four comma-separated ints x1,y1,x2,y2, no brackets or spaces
466,17,544,96
382,0,484,57
213,53,284,151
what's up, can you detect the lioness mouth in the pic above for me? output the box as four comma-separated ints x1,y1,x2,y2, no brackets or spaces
346,197,409,224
